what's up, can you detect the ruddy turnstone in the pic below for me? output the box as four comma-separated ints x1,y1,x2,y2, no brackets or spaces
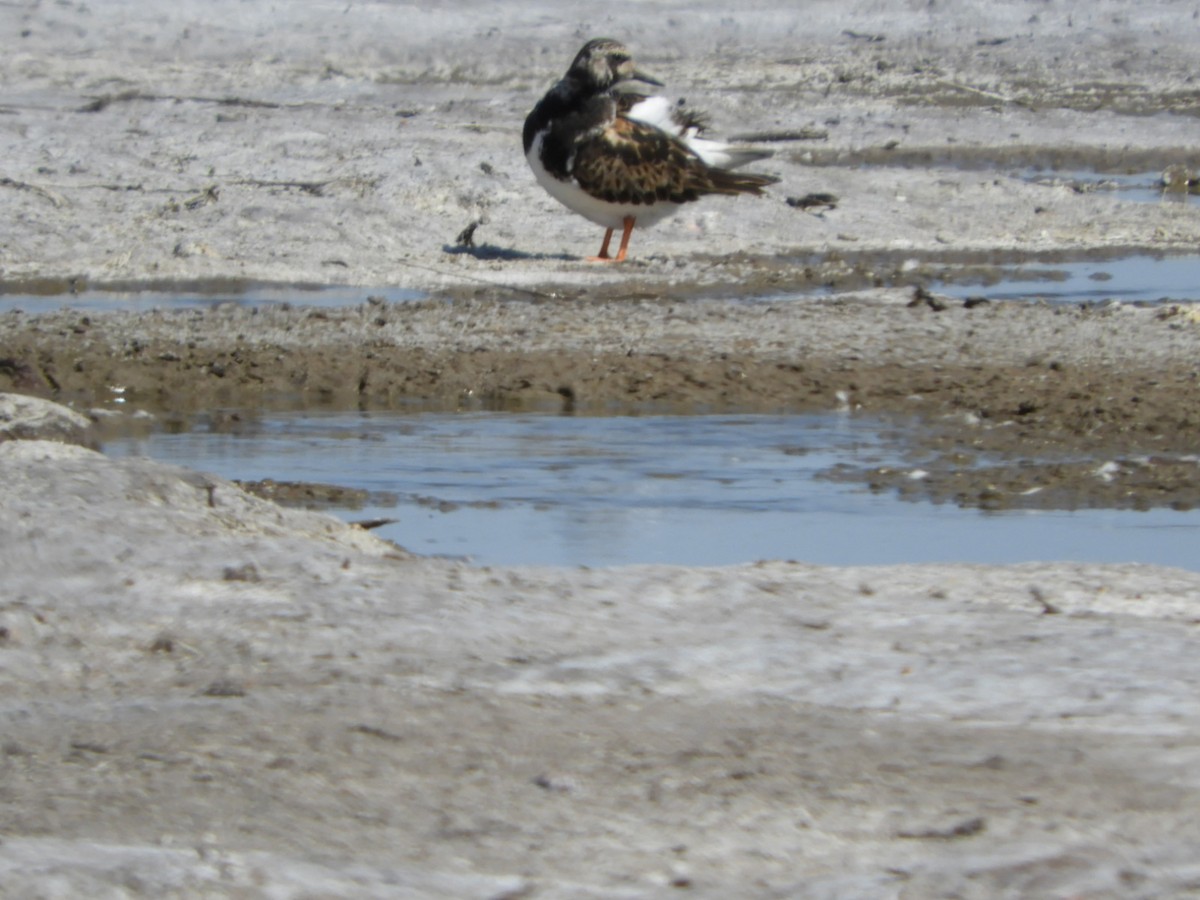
523,38,779,262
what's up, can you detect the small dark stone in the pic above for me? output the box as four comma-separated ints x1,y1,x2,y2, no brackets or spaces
202,679,246,698
787,192,839,211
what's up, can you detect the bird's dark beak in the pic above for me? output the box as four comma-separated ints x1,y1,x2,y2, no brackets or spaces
631,68,663,87
613,77,658,98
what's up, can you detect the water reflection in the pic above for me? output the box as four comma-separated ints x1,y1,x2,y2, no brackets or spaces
937,254,1200,304
104,411,1200,570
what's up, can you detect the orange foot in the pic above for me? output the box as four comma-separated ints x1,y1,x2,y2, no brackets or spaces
587,216,635,263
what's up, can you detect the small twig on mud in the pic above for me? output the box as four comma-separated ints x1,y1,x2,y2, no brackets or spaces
77,89,151,112
843,29,886,43
78,91,283,113
1029,585,1061,615
349,724,404,742
908,285,949,311
233,178,332,196
0,176,69,207
209,96,284,109
938,80,1021,106
898,816,986,840
455,220,482,247
183,185,220,210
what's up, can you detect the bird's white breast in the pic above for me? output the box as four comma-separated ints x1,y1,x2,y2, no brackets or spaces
526,131,680,231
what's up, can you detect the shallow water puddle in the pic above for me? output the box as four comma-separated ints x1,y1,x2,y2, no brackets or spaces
937,253,1200,304
104,411,1200,570
5,253,1198,314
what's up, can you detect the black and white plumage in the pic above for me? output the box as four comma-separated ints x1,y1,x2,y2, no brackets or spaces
522,38,779,261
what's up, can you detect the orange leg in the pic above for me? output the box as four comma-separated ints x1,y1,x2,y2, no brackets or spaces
587,217,636,262
612,216,635,262
588,227,615,261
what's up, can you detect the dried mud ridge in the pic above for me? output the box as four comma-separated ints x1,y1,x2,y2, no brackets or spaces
3,290,1200,513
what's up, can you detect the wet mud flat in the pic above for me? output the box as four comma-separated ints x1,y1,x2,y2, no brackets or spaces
5,282,1200,512
7,1,1200,894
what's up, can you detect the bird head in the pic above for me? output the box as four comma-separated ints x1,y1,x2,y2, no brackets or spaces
567,38,663,92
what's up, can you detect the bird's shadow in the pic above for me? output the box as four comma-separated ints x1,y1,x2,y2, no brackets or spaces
441,243,576,262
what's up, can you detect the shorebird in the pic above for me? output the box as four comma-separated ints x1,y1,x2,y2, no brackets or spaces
522,38,778,262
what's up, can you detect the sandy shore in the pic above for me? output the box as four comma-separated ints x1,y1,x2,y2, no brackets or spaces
3,0,1200,290
4,1,1200,896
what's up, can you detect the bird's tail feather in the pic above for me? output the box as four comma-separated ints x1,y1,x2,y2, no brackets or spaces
690,139,774,170
707,169,780,196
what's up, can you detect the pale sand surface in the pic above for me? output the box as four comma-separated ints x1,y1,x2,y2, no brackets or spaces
3,2,1200,896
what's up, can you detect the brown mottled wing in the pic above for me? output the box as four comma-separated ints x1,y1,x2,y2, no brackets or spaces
571,116,775,207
